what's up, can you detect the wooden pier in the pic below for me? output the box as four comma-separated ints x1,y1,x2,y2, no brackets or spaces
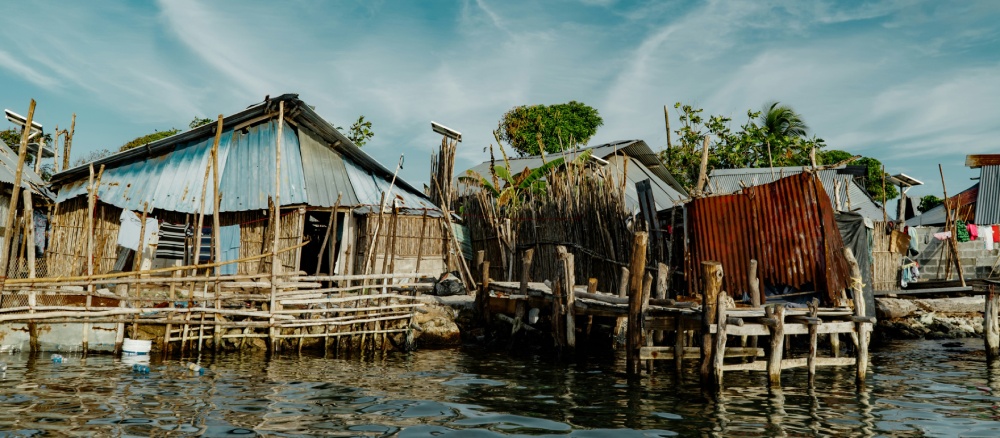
480,232,876,389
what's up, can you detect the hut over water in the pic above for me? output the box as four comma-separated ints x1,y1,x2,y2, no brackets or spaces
46,94,452,279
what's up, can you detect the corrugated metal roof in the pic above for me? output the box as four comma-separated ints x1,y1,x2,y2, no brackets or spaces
907,183,979,226
298,128,360,207
217,120,307,211
343,158,438,210
0,139,54,199
976,166,1000,224
464,140,689,198
687,172,851,304
708,166,886,221
57,121,309,214
51,94,439,215
606,155,685,211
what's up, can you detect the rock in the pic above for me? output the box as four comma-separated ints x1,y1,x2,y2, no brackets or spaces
875,298,919,320
414,304,461,346
434,273,465,296
913,296,985,314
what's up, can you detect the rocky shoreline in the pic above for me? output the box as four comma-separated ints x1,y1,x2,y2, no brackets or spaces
875,296,984,341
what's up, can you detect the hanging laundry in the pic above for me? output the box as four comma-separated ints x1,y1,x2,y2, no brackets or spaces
906,226,919,254
117,210,159,251
967,223,978,241
156,222,187,260
218,224,241,276
994,225,1000,243
933,231,952,240
194,226,213,264
979,225,995,251
956,220,970,242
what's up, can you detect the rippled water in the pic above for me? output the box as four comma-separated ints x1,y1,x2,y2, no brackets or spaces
0,338,998,436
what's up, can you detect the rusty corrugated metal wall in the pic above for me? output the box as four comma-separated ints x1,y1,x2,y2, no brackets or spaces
686,172,850,304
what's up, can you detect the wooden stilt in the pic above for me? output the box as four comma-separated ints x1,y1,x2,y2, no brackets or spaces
560,252,576,348
654,263,669,344
712,290,728,389
986,284,1000,360
613,266,629,349
700,261,723,382
626,232,648,375
766,304,786,387
844,247,870,383
270,102,285,354
807,298,819,385
748,259,761,362
674,315,684,373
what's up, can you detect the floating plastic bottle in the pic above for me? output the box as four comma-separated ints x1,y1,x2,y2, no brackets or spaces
186,362,205,375
132,364,150,374
51,354,64,363
0,361,6,372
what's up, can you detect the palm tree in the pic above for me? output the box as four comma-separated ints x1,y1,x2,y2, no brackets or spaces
759,101,808,138
757,101,810,169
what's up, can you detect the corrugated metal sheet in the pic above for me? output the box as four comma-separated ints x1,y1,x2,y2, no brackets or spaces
217,120,307,212
298,128,360,207
343,159,438,210
709,166,885,221
606,155,686,211
463,140,689,199
0,139,54,198
686,172,851,304
57,120,309,214
976,166,1000,224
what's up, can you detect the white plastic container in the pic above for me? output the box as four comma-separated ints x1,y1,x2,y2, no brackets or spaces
122,338,152,356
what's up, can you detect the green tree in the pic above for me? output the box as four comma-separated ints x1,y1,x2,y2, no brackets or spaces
918,195,943,213
119,129,181,152
819,150,898,201
658,102,825,191
497,101,603,156
347,115,374,147
71,148,116,168
189,117,213,129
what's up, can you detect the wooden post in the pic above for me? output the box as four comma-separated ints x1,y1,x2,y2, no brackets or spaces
480,260,491,326
83,164,103,353
654,263,669,344
614,266,629,349
712,290,728,389
642,272,653,374
939,164,966,287
269,102,284,353
515,248,534,333
844,247,870,383
626,232,648,374
986,285,1000,360
748,259,761,361
560,252,576,348
674,313,685,374
0,99,35,279
699,260,723,382
695,136,710,196
766,304,786,387
833,180,843,211
807,298,819,385
62,113,75,171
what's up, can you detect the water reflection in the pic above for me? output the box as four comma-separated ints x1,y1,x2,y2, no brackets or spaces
0,339,997,435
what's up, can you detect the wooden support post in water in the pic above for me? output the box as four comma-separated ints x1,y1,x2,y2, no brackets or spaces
560,252,576,348
712,289,728,389
270,102,285,353
766,304,786,387
807,298,819,385
642,272,653,374
654,263,669,344
674,314,684,374
844,247,871,383
479,259,491,328
987,284,1000,360
210,115,223,352
513,248,534,334
626,232,648,375
747,259,761,362
700,261,723,382
614,266,629,349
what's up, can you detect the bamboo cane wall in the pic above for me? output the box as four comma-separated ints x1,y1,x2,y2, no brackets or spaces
871,221,901,291
463,164,634,293
354,212,450,275
47,199,305,277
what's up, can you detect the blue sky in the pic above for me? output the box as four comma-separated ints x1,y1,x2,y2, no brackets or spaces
0,0,998,203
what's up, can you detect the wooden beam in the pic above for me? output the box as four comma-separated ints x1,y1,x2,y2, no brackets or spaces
699,260,723,382
626,232,648,374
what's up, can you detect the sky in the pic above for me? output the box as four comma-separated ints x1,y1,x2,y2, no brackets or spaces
0,0,997,205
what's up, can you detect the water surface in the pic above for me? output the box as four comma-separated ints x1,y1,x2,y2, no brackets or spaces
0,338,998,436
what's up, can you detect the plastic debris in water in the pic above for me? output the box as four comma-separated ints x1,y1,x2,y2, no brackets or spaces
0,361,6,372
186,362,205,375
51,354,64,363
132,364,150,374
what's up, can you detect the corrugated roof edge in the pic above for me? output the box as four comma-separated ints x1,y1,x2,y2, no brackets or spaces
49,94,435,207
